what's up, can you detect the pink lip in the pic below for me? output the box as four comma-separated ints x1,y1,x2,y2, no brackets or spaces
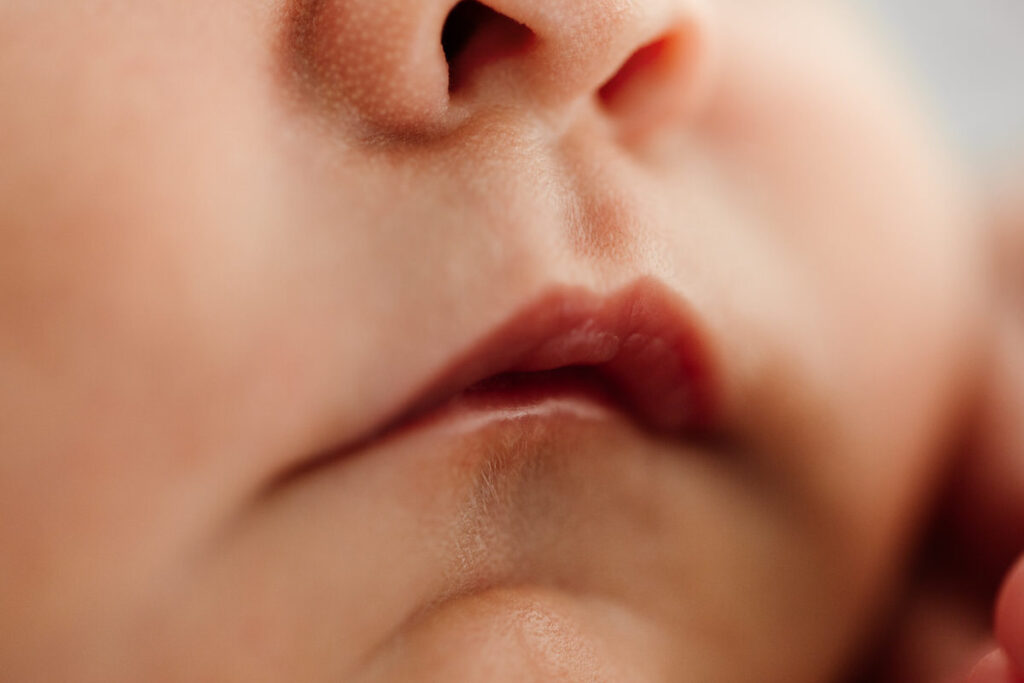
364,277,719,450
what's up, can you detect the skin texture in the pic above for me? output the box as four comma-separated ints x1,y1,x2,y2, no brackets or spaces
0,0,992,681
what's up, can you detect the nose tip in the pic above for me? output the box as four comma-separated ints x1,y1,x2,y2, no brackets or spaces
287,0,716,140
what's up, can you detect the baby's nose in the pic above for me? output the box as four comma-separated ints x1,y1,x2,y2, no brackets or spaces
289,0,716,139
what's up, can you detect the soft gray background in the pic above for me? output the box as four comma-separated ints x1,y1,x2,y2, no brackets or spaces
856,0,1024,171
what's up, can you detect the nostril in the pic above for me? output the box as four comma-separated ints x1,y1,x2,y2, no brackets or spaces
598,37,681,107
595,25,713,138
441,0,533,93
441,1,488,69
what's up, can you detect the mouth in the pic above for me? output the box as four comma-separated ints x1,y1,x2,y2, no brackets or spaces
290,277,720,480
255,279,739,675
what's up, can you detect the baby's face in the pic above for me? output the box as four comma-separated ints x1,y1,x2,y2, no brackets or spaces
0,0,983,680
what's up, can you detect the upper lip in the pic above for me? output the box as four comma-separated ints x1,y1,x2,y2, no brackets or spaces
360,277,719,449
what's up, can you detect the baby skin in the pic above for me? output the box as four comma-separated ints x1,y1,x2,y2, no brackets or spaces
0,0,1019,680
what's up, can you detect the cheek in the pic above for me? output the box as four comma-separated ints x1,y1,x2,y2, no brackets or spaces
700,3,984,572
0,2,318,649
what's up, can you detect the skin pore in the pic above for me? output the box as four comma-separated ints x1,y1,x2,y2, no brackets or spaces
0,0,996,681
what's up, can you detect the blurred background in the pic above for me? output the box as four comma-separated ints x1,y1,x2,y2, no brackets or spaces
856,0,1024,175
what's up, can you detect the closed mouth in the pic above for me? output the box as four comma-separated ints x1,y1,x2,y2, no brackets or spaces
289,277,720,480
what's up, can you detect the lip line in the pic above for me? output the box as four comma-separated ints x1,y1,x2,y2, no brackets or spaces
281,276,719,483
406,275,712,435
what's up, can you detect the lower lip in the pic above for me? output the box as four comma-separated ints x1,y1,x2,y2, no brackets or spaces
281,368,638,493
382,368,626,444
